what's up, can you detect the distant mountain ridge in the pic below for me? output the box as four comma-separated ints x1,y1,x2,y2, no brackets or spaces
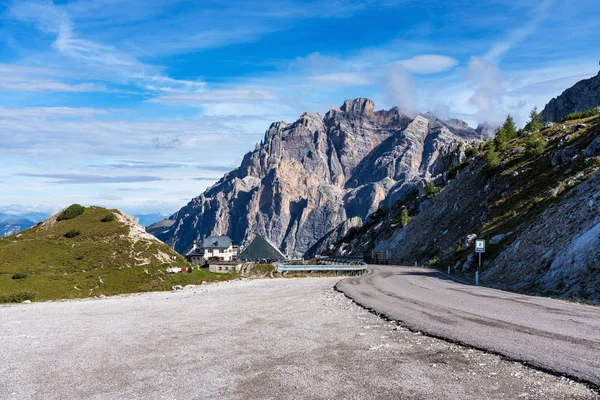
135,213,169,228
148,98,483,256
0,219,36,237
0,212,51,237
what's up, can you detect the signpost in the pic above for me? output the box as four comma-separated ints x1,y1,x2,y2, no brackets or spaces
475,239,485,285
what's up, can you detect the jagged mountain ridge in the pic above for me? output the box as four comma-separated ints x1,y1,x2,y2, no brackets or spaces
149,98,483,255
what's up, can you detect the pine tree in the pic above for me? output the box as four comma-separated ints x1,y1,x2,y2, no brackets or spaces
483,141,500,171
526,107,542,132
426,181,439,199
502,115,517,139
495,126,508,150
525,132,546,156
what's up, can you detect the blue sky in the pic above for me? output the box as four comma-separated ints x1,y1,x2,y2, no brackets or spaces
1,0,599,216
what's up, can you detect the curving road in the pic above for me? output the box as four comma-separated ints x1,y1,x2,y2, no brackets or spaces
336,265,600,388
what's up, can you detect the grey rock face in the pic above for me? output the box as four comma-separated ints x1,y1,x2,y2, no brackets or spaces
149,99,482,256
551,146,579,167
583,136,600,157
485,170,600,303
540,71,600,122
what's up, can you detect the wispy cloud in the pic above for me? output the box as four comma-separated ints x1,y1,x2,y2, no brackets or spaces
8,1,205,93
18,173,163,184
484,0,555,62
0,80,108,93
308,72,372,86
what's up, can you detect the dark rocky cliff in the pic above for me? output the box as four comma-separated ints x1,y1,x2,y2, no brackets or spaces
541,71,600,122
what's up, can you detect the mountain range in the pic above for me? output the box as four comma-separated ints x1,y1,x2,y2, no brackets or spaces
325,102,600,303
148,99,484,256
0,212,51,237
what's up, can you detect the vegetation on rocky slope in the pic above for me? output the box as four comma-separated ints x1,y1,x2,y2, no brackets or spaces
327,111,600,303
0,206,232,302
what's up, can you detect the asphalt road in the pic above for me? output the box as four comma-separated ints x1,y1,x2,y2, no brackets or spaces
2,278,596,399
336,265,600,388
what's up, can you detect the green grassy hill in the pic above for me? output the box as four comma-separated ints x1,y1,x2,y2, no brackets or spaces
0,205,233,302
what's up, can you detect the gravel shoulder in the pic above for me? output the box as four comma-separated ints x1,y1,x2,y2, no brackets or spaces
1,278,597,399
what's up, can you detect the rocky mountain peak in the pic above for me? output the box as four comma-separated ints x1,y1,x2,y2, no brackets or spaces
339,98,375,115
148,100,484,256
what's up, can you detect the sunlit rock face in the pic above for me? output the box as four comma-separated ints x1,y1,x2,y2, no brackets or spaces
148,99,482,256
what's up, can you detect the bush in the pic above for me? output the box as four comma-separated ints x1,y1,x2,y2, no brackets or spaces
428,256,439,266
447,160,470,180
400,208,411,227
562,107,600,122
101,213,116,222
525,132,547,156
12,273,28,280
0,290,37,303
465,147,479,158
64,229,81,238
57,204,85,221
187,266,193,273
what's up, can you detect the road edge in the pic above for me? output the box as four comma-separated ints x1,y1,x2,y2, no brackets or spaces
333,278,600,394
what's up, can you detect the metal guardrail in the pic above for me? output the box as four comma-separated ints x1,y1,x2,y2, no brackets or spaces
317,256,365,265
276,263,368,273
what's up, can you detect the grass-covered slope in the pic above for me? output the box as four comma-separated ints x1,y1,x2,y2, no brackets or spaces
0,205,234,302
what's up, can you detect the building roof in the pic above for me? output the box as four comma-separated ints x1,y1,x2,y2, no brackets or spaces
185,246,204,257
203,235,234,249
239,235,286,261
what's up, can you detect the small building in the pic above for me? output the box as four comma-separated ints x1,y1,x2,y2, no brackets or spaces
238,235,286,262
203,235,238,262
185,241,205,265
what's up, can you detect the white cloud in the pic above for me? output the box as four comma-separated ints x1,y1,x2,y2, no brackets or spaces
465,57,505,124
384,64,416,116
397,55,459,74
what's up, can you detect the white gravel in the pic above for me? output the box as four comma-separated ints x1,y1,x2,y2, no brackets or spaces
1,278,597,399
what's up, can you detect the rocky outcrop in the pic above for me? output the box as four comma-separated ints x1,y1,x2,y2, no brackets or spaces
149,99,482,256
304,216,363,258
485,170,600,303
540,71,600,122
